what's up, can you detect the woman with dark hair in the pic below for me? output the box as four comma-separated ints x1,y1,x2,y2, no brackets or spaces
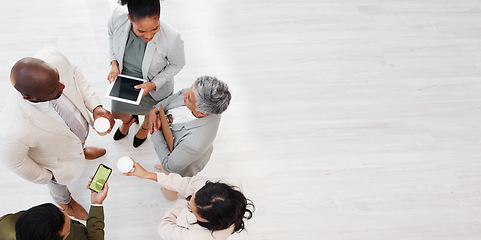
125,160,255,239
107,0,185,147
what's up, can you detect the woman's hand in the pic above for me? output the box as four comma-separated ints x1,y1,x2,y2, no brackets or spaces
135,82,156,96
149,107,162,134
107,61,119,83
123,159,158,182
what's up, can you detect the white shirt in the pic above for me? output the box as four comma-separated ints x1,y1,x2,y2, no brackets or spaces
167,106,197,125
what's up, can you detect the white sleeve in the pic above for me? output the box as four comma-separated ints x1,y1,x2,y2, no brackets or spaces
158,202,217,240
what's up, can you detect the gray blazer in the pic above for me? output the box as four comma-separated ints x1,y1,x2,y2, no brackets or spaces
108,6,186,101
152,89,222,177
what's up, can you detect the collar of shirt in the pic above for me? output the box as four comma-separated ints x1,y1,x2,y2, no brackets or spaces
26,97,52,109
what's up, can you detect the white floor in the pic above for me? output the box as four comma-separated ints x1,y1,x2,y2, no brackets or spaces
1,0,481,239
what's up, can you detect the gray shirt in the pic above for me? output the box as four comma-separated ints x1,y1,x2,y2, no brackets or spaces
122,29,146,79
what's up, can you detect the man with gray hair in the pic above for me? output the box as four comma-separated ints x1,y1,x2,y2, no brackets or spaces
148,76,231,200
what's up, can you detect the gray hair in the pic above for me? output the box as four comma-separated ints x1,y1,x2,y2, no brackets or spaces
192,76,231,115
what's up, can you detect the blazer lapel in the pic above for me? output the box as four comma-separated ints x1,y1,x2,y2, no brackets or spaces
58,75,93,126
117,22,131,70
15,94,77,139
63,93,93,126
142,38,157,80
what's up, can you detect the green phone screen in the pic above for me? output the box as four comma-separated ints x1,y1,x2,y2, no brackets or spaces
89,164,112,193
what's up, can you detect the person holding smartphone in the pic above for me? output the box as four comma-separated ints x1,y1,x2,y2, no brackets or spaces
0,47,115,221
107,0,185,148
124,160,255,240
0,179,109,240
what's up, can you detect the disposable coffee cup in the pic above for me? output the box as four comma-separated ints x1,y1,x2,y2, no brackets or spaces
94,117,110,136
117,157,134,173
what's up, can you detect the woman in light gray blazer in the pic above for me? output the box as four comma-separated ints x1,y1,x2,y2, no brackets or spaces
107,0,185,148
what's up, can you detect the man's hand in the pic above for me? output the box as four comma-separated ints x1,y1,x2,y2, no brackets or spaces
135,82,156,96
87,177,109,205
149,107,162,134
92,106,115,133
107,61,119,83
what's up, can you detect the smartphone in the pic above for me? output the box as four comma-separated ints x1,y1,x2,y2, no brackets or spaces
89,164,112,193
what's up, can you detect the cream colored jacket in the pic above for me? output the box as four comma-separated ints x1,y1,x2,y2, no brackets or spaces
0,47,101,185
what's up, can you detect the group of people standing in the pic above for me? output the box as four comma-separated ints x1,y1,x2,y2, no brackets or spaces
0,0,254,239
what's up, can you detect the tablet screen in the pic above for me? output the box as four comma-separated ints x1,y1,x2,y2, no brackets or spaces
105,74,145,105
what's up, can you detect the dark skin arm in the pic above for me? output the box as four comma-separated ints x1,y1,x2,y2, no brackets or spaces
92,106,115,133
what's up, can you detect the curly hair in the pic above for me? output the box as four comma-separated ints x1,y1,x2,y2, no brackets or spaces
193,181,255,234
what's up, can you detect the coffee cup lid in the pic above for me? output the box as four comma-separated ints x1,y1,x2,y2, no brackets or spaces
94,117,110,132
117,157,133,173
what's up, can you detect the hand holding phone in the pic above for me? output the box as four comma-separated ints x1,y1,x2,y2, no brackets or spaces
89,164,112,193
89,179,109,205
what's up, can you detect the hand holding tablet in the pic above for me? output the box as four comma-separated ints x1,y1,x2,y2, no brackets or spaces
134,81,156,97
105,74,146,105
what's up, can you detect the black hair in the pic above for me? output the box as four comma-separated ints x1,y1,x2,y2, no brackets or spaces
193,181,255,234
119,0,161,22
15,203,65,240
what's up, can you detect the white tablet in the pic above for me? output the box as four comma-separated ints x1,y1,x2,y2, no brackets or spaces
105,74,145,105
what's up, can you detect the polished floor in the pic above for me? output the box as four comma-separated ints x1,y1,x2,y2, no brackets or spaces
1,0,481,239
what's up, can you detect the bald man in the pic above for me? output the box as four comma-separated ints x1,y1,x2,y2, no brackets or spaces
0,47,114,220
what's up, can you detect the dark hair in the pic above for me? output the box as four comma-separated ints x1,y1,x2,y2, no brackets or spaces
194,181,255,234
119,0,161,22
15,203,65,240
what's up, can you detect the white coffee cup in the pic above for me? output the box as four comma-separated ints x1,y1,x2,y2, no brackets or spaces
117,156,134,173
94,117,110,136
